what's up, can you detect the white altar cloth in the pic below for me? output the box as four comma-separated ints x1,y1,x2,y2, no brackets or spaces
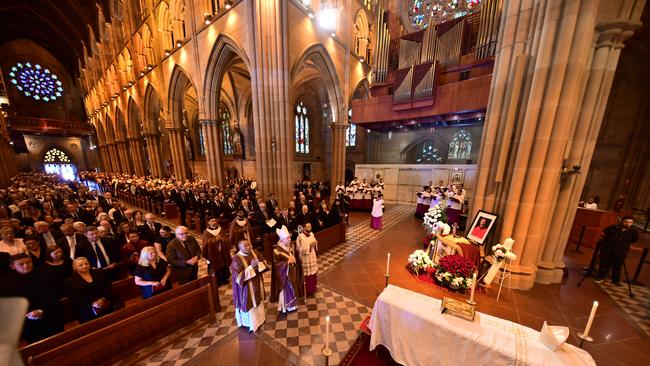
369,285,596,366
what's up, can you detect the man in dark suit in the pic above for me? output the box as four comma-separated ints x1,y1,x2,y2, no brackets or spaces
165,226,202,284
56,223,87,260
34,221,63,249
255,202,275,235
13,201,35,227
266,193,278,214
75,226,120,274
222,196,237,223
60,203,81,222
174,191,190,226
139,213,162,244
98,192,114,213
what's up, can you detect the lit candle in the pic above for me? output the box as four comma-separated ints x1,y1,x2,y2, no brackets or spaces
583,301,598,338
386,253,391,276
324,315,330,347
469,272,477,302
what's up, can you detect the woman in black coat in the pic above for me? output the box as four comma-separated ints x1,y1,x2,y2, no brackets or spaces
66,257,113,323
39,245,73,333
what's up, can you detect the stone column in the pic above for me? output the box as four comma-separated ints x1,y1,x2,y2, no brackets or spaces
470,0,644,289
143,132,163,177
97,144,108,171
200,119,225,185
539,13,644,283
127,136,146,176
107,143,119,172
116,140,132,173
249,0,293,205
167,128,188,181
330,123,347,193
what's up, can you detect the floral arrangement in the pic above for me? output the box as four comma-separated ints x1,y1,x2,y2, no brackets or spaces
491,243,518,262
423,204,448,233
407,250,435,275
434,254,475,290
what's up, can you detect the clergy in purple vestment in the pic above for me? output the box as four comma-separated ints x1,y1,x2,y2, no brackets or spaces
230,239,268,332
270,226,298,314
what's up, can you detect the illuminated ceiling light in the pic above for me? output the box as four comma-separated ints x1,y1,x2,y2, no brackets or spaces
360,57,365,63
139,71,145,77
308,10,314,19
176,40,183,48
301,0,311,7
330,32,336,38
147,64,154,70
165,49,171,56
204,14,213,24
317,7,338,31
225,0,233,9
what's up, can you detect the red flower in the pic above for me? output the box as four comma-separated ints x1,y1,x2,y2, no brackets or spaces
437,255,475,278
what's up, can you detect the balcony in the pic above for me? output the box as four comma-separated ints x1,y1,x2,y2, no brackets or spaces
6,115,94,136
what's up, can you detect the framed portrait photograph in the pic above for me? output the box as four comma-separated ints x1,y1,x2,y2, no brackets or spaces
448,170,465,185
466,210,498,245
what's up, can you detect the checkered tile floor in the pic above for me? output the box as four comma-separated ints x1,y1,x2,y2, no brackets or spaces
122,205,413,366
597,281,650,336
318,205,414,273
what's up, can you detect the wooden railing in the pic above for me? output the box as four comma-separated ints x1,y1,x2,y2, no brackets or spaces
21,277,217,366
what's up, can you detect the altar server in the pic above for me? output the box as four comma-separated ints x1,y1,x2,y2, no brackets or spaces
297,222,318,296
371,194,384,230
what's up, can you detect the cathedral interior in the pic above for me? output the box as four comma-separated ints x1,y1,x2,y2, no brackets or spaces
0,0,649,365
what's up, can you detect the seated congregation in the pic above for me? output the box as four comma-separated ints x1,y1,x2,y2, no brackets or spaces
0,172,348,364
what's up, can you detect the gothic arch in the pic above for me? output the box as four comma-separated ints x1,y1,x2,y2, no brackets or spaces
203,34,251,119
114,107,128,141
144,83,163,133
104,114,116,143
127,97,143,137
168,65,197,129
40,145,77,165
353,9,370,60
291,43,343,124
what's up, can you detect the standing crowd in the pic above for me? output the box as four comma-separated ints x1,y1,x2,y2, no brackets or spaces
0,171,349,342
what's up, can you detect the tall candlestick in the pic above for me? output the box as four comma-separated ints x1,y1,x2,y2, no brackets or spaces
583,301,598,338
324,315,330,348
386,253,391,276
467,272,477,305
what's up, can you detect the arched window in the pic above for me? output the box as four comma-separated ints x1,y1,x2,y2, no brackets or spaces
346,108,357,147
448,129,472,160
9,62,63,102
408,0,482,30
198,127,205,156
43,148,76,181
220,103,233,155
354,12,369,60
295,101,310,154
416,141,443,163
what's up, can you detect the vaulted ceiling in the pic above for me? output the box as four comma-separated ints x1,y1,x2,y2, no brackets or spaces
0,0,110,78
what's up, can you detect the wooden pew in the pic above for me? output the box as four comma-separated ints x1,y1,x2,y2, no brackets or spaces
21,277,216,366
315,222,347,253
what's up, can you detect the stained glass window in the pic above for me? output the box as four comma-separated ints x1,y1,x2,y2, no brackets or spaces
43,148,76,181
220,103,233,155
346,108,357,147
198,127,205,156
295,101,310,154
8,62,64,102
448,129,472,160
408,0,482,30
416,141,443,163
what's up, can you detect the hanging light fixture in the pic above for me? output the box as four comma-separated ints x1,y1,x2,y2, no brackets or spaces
317,5,338,31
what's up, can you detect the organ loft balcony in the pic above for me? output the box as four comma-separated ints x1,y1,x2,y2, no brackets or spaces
351,4,500,130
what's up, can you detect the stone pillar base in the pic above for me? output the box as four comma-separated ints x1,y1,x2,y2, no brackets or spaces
488,264,537,291
536,260,567,284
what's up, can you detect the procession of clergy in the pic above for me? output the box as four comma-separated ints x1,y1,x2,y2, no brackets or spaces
84,171,326,333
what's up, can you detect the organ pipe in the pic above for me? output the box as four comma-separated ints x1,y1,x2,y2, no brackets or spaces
413,62,436,100
394,66,413,102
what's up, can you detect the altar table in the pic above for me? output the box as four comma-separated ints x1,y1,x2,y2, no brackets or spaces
369,285,596,366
